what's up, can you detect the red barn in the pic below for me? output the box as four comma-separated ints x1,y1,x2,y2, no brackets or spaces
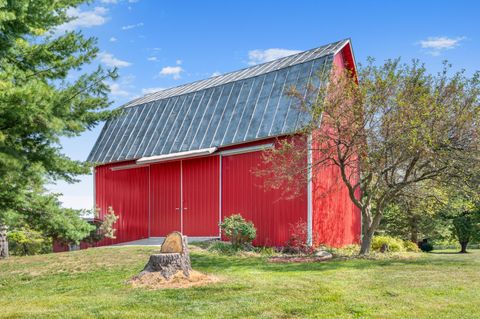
88,39,361,247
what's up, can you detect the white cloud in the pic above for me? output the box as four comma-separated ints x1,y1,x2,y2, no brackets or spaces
147,56,158,61
176,59,182,65
418,36,466,56
211,71,221,77
56,7,108,33
99,52,131,67
159,66,184,80
100,0,117,3
247,48,301,65
142,87,165,95
106,74,136,98
121,22,144,30
109,37,117,42
108,83,131,97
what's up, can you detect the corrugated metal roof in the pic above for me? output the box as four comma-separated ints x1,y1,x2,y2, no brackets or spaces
88,39,348,164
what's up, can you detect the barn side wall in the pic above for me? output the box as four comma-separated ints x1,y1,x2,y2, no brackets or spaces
95,160,150,245
89,136,308,248
221,137,308,246
311,44,361,247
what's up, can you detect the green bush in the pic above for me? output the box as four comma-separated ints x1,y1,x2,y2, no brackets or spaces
371,235,405,252
403,240,421,252
420,242,434,252
219,214,256,247
8,228,52,256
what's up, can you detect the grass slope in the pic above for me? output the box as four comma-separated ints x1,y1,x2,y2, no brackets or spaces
0,247,479,318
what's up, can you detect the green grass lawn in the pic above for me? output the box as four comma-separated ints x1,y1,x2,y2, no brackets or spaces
0,247,479,319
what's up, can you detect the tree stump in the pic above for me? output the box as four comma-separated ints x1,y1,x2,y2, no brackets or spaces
139,232,191,279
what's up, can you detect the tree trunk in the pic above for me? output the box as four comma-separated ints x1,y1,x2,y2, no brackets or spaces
359,205,374,255
359,205,383,255
410,231,418,244
409,216,418,243
0,225,8,259
460,241,468,254
359,229,373,255
141,253,191,279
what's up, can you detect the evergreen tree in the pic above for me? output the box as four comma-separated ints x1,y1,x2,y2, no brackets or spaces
0,0,116,257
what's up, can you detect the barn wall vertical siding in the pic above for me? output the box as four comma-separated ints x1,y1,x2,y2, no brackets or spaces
95,161,149,246
311,45,361,247
150,161,181,236
221,138,308,246
182,156,219,237
93,137,310,247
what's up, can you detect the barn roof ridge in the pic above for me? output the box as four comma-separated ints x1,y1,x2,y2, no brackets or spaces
123,39,349,109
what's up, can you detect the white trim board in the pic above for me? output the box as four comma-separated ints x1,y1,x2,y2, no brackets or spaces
110,163,149,171
218,143,274,156
137,147,217,165
307,134,313,246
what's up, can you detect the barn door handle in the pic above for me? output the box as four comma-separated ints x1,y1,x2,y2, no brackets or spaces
183,207,188,210
175,208,180,211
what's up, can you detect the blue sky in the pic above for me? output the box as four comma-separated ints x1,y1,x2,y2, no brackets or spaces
49,0,480,209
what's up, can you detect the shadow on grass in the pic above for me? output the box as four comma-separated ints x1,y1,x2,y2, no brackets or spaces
429,251,463,255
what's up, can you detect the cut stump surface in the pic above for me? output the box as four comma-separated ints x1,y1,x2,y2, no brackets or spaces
160,231,184,253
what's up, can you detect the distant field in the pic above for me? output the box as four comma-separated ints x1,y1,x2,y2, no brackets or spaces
0,247,479,318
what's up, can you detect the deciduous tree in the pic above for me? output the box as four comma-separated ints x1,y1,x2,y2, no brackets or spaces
261,59,479,254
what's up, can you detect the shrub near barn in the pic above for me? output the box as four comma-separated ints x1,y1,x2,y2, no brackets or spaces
219,214,256,248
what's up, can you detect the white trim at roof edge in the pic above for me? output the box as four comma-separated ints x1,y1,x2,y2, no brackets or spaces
307,134,313,246
110,163,149,171
218,143,274,156
136,147,217,165
333,38,359,77
332,38,351,56
92,166,96,210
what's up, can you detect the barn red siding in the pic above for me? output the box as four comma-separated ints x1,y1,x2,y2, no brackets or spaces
182,156,220,237
150,161,181,236
311,45,361,247
94,139,308,247
95,161,149,245
93,130,358,249
221,140,308,246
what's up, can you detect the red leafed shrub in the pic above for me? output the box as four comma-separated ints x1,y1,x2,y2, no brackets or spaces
284,220,317,255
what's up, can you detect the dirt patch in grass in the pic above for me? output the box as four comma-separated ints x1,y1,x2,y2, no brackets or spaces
128,270,220,289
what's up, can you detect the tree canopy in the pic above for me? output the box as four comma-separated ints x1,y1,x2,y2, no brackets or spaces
0,0,116,254
262,58,480,254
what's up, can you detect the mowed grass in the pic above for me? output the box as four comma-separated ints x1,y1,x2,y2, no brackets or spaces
0,247,479,319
